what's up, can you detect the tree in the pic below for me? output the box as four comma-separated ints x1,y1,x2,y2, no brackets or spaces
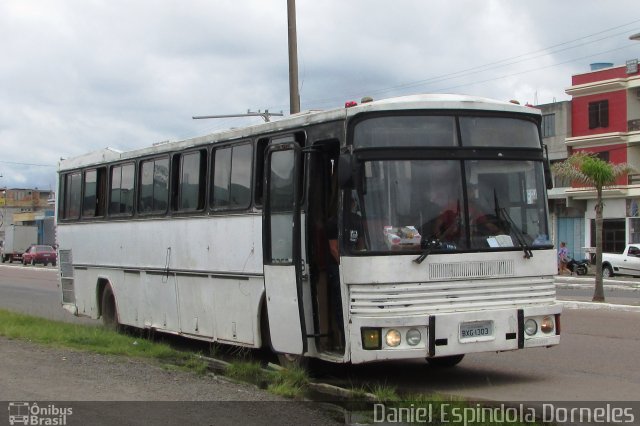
552,152,634,302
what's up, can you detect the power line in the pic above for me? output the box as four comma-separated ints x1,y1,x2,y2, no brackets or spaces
431,43,639,94
291,18,640,109
0,160,56,168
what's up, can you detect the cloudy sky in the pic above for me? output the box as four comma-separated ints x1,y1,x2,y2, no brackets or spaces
1,0,639,190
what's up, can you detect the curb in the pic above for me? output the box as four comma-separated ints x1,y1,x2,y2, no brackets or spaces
561,300,640,313
556,283,640,292
554,275,640,288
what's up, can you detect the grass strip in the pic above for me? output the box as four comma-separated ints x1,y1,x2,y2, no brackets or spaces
0,309,207,373
225,360,309,398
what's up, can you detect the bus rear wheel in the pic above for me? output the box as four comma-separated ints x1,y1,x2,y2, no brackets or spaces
101,285,119,330
427,354,464,368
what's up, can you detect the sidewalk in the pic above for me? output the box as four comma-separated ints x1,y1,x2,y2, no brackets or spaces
555,274,640,313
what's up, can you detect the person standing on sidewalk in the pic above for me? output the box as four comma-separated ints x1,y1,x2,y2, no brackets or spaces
558,241,569,275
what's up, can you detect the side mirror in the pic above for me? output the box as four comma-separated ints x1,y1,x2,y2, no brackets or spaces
338,153,354,188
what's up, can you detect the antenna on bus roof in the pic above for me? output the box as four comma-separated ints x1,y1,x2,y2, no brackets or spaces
192,109,284,123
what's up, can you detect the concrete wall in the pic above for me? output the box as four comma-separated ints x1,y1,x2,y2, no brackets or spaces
538,101,571,161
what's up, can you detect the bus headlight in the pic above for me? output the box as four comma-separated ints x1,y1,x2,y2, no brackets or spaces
385,329,401,347
406,329,421,346
540,316,555,334
524,319,538,336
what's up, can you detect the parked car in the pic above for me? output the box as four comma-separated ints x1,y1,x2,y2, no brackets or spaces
22,245,57,266
602,244,640,277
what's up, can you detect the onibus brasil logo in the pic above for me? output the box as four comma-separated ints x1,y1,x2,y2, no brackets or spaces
8,402,73,426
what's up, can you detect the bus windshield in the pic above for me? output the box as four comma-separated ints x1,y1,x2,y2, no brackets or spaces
351,159,550,253
348,114,551,254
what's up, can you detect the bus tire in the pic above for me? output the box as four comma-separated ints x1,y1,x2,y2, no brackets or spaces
259,301,273,352
277,353,309,371
427,354,464,368
101,285,119,330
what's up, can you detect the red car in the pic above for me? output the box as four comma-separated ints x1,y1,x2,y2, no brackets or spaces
22,245,57,266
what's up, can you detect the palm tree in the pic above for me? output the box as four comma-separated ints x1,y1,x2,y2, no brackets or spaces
552,152,634,302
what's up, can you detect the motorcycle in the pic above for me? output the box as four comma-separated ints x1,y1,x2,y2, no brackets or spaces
566,258,590,276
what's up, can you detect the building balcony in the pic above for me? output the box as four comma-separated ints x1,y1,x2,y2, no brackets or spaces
629,173,640,185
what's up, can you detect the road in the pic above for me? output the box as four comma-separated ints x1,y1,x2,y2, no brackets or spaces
1,264,639,403
0,263,94,325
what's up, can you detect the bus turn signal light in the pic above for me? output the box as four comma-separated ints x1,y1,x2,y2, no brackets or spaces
361,328,381,350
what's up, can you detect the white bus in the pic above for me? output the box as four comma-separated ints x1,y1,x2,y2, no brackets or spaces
57,94,561,366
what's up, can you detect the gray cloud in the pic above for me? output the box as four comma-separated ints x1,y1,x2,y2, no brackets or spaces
1,0,639,190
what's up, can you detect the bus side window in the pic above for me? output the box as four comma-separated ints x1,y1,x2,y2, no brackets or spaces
109,163,135,216
139,157,169,214
82,168,107,218
171,150,207,212
211,143,252,211
61,172,81,220
254,138,269,207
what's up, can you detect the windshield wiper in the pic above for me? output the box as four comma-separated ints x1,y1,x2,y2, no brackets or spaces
494,190,533,259
413,238,440,264
413,238,458,264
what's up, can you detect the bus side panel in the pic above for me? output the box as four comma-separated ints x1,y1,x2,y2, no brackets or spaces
209,276,263,346
71,267,106,319
140,271,179,331
175,274,265,345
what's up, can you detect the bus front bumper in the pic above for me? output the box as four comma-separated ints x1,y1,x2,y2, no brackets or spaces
349,304,562,364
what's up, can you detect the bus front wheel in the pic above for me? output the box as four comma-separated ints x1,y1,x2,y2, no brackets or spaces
101,285,119,330
426,354,464,368
277,353,309,371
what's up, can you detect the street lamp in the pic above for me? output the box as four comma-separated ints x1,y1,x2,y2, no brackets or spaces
630,32,640,41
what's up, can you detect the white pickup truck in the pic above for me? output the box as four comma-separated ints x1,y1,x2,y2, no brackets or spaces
602,244,640,277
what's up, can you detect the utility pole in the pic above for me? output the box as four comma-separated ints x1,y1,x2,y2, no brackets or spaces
287,0,300,114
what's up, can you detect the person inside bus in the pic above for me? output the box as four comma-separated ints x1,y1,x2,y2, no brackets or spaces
420,184,463,244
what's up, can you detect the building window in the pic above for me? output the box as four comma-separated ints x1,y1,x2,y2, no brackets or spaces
588,100,609,129
630,218,640,244
590,218,625,253
542,114,556,137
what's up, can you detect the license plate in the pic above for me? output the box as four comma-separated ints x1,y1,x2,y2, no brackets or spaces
459,320,494,342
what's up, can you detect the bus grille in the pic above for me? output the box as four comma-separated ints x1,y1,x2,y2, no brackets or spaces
429,259,513,280
349,277,555,317
59,250,75,304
